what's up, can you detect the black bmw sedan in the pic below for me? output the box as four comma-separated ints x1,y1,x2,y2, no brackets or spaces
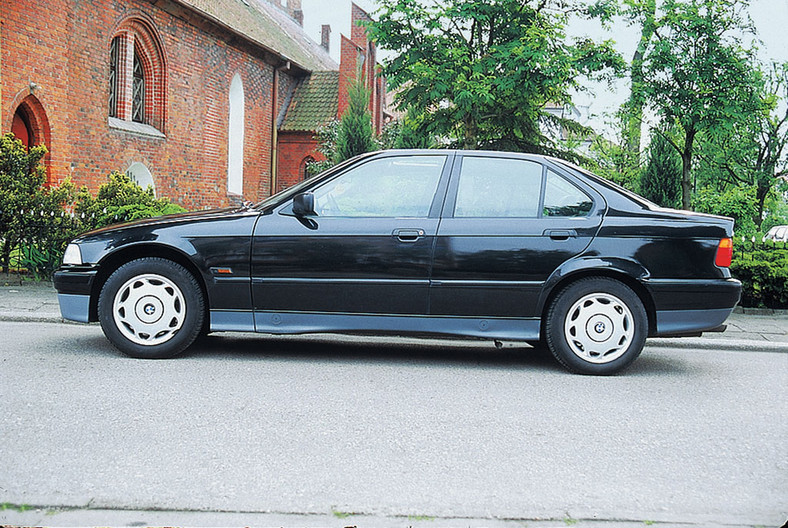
54,150,741,374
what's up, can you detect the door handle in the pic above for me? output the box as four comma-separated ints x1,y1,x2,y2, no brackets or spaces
393,228,425,242
544,229,577,240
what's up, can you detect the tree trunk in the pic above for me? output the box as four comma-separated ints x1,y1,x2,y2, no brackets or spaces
463,115,478,150
681,128,696,211
624,1,656,156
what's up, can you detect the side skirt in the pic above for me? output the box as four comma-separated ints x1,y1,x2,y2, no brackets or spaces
210,310,540,341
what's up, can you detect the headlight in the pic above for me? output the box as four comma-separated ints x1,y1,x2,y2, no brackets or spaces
62,244,83,265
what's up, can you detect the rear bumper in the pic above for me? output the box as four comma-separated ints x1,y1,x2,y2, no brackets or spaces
646,278,741,336
53,266,97,323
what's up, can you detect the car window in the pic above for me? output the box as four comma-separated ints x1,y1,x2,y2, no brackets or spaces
312,155,446,217
543,170,593,217
454,157,543,217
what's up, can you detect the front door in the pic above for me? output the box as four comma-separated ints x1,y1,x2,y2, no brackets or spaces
251,153,453,327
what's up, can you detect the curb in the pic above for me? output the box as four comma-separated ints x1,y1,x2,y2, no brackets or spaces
646,336,788,353
0,312,65,324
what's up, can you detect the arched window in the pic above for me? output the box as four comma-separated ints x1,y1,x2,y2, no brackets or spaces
9,94,52,183
11,107,33,149
109,17,166,132
132,48,146,123
300,156,315,180
227,73,245,196
127,162,155,195
109,37,119,118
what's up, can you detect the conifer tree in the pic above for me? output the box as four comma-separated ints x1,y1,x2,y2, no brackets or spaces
641,131,682,208
335,74,376,163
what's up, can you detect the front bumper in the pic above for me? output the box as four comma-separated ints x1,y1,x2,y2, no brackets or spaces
53,266,98,323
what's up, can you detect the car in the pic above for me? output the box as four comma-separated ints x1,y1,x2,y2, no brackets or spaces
763,225,788,243
54,150,741,374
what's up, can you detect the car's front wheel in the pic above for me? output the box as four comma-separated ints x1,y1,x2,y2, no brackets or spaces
545,277,647,375
98,258,205,359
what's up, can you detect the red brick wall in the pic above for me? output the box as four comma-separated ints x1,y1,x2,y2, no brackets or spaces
2,0,300,210
277,131,324,192
338,4,385,135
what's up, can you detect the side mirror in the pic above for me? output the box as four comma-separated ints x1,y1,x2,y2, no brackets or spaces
292,192,315,217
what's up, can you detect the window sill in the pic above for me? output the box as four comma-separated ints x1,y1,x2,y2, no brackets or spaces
108,117,165,139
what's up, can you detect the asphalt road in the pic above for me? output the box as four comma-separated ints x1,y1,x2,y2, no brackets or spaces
1,320,786,527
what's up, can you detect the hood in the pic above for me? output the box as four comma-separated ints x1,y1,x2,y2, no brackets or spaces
73,206,246,241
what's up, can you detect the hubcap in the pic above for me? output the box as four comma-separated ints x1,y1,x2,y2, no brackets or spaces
112,274,186,346
564,292,634,363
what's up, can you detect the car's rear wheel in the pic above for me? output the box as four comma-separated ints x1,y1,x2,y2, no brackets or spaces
545,277,647,375
98,258,204,359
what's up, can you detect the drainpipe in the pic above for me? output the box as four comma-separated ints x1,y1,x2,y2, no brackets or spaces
270,59,291,196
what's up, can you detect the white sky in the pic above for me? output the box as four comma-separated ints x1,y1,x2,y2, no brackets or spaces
300,0,788,136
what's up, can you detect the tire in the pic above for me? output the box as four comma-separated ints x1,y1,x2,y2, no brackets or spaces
545,277,647,375
98,257,205,359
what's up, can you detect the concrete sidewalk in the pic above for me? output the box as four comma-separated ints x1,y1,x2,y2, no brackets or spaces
1,278,787,352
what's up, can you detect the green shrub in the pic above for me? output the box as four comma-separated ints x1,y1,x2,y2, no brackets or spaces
1,133,187,279
0,134,80,278
75,171,186,230
730,244,788,309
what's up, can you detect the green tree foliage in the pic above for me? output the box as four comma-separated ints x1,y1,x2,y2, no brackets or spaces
307,119,341,177
642,0,764,210
693,185,758,235
640,130,681,208
368,0,624,153
380,110,436,150
618,0,657,156
75,172,186,229
582,130,640,191
695,62,788,228
0,134,78,276
335,74,376,163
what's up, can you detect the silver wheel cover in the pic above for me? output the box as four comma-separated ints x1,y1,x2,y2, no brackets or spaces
563,292,634,364
112,273,186,346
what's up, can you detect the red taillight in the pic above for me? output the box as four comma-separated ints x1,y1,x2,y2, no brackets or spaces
715,238,733,268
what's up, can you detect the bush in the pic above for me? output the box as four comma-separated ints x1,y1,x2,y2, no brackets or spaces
731,242,788,309
0,134,80,278
0,133,187,279
75,171,186,230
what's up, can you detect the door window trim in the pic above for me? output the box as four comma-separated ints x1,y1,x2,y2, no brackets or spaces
442,154,603,219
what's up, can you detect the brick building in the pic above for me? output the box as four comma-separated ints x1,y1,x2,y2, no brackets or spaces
1,0,386,209
275,3,388,191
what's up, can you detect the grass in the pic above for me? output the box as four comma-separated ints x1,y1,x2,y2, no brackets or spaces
1,503,33,512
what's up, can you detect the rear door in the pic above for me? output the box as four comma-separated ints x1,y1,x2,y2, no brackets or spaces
430,154,604,318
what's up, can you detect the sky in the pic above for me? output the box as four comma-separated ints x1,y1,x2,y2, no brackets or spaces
299,0,788,136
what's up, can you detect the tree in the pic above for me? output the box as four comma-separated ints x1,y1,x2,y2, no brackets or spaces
642,0,763,210
640,129,681,208
335,74,376,163
695,62,788,229
368,0,623,153
380,109,436,150
618,0,657,156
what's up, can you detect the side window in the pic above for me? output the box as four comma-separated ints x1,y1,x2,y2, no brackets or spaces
312,155,446,217
543,170,593,217
454,157,543,217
